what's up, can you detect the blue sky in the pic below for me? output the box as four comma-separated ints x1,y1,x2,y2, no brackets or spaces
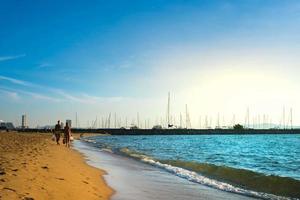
1,0,300,127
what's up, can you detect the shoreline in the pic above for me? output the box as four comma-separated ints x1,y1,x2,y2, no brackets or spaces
0,132,113,200
74,139,258,200
77,134,300,200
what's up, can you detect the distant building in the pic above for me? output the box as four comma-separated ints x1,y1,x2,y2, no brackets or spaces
0,122,6,129
0,122,15,130
21,114,28,128
61,122,64,128
66,119,72,127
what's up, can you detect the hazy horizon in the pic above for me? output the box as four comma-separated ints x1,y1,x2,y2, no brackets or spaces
1,0,300,127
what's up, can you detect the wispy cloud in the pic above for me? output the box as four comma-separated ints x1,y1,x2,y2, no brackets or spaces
0,75,34,87
53,89,86,103
0,54,26,62
0,89,20,101
24,91,62,102
118,63,132,69
53,89,104,104
81,93,124,103
51,89,124,104
0,86,62,103
37,62,53,69
0,75,123,104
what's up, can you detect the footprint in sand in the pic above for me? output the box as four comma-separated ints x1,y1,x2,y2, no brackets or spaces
3,187,16,192
92,186,98,191
23,197,34,200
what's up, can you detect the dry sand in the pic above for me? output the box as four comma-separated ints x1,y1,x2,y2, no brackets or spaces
0,132,113,200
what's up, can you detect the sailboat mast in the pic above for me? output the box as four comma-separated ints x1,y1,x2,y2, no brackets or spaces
247,107,250,128
167,92,170,127
217,113,220,128
75,112,78,128
290,108,293,129
283,107,285,129
185,104,188,129
137,112,140,128
114,113,117,128
108,113,111,128
180,112,182,128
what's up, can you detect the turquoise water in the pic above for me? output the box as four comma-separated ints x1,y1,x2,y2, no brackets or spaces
83,134,300,199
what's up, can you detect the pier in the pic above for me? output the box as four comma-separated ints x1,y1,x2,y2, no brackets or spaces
18,128,300,135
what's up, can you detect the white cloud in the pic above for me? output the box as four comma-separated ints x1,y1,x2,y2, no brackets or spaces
118,62,132,69
53,89,87,103
0,54,25,62
0,89,20,101
52,89,123,104
81,93,124,103
0,75,123,104
0,86,62,103
37,63,53,69
24,91,63,102
0,75,34,87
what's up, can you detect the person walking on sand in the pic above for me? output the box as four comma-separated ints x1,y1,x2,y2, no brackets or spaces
64,122,71,148
54,120,61,145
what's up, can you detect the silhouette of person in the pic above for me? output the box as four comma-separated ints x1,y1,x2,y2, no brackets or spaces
54,120,61,145
64,122,71,148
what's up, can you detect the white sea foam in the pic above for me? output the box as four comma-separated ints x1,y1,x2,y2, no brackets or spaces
81,139,296,200
140,157,292,200
82,138,97,144
101,148,113,153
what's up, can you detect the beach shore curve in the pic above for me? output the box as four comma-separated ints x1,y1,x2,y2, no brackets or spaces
0,131,113,200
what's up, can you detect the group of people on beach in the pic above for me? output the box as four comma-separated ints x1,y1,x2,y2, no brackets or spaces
53,120,72,147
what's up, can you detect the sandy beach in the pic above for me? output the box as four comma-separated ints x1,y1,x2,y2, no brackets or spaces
0,132,113,200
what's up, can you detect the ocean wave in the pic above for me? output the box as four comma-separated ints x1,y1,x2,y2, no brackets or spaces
118,147,299,200
82,138,97,144
101,148,113,153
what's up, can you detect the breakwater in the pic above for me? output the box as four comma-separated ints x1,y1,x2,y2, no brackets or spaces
18,128,300,135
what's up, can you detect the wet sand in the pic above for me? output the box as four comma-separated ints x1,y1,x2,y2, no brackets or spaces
0,132,113,200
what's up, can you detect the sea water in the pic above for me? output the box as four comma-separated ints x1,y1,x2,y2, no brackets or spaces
81,134,300,199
